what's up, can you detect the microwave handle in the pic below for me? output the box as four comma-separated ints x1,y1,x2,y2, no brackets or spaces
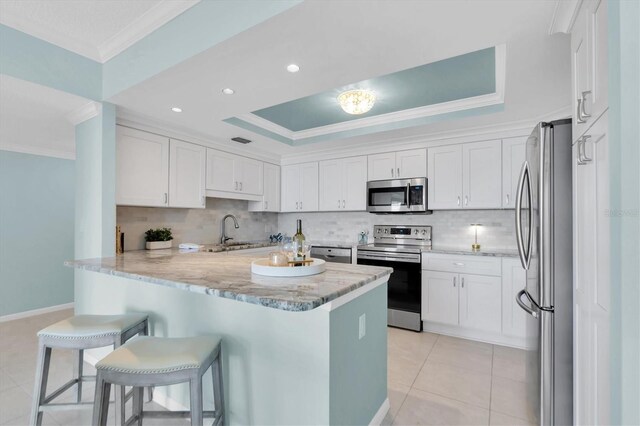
406,182,411,204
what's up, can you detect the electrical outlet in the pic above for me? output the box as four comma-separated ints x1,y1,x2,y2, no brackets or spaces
358,314,366,339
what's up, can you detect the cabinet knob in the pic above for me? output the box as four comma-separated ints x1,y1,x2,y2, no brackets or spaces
453,276,456,287
505,194,510,205
391,168,394,178
464,196,468,206
461,277,465,288
342,200,345,208
397,167,400,177
164,193,168,204
457,196,461,206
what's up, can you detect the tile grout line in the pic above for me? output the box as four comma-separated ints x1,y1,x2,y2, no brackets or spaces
488,344,495,425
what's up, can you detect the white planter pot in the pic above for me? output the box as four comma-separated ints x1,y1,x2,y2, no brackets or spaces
145,240,172,250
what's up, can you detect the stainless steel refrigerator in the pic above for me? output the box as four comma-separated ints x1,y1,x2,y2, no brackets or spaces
514,119,573,425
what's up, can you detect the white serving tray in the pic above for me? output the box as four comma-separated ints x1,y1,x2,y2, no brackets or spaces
251,258,326,277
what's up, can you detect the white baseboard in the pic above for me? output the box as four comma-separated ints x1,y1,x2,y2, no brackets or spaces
0,302,74,323
370,398,390,425
422,321,528,349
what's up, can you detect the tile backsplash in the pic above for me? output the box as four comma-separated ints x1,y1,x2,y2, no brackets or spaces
278,209,517,250
117,198,278,251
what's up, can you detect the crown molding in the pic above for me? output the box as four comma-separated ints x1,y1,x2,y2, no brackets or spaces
549,0,583,34
0,143,75,160
66,101,102,125
98,0,200,62
234,44,507,143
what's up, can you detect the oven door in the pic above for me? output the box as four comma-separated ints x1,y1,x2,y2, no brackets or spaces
357,253,422,331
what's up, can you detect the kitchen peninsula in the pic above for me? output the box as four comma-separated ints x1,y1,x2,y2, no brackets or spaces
67,248,392,425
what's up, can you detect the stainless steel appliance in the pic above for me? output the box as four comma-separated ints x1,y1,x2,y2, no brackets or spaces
366,178,432,214
357,225,432,331
514,119,573,425
310,246,352,264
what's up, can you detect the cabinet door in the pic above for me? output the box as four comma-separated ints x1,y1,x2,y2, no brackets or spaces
299,162,319,211
206,149,236,192
367,152,396,181
587,0,608,120
396,148,427,179
342,156,367,211
319,159,343,211
502,137,527,208
462,140,502,209
281,165,300,212
116,126,169,207
501,258,527,338
238,157,263,195
571,10,590,141
427,145,463,209
459,274,501,333
421,271,459,325
263,163,280,212
168,140,205,208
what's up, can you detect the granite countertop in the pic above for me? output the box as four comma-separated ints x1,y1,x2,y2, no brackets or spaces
424,246,519,257
196,241,277,253
66,249,392,312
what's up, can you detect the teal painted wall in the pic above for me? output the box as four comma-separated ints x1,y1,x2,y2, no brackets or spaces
609,1,640,424
0,24,102,101
0,150,75,316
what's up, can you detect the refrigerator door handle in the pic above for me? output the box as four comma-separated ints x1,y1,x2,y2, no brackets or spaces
516,289,539,318
515,161,532,270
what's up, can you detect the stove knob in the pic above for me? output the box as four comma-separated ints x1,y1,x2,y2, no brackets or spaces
377,229,382,234
384,229,389,234
414,229,419,235
421,230,427,235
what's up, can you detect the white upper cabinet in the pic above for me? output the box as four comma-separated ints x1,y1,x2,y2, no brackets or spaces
502,137,527,208
458,273,502,333
319,156,367,211
462,140,502,209
428,140,501,210
427,144,463,209
587,0,608,120
571,7,590,141
249,163,280,212
168,140,205,209
502,258,527,339
281,162,318,212
116,126,169,207
206,149,263,198
367,149,426,181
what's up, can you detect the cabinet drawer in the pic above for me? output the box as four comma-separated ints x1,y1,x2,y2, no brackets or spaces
421,253,501,276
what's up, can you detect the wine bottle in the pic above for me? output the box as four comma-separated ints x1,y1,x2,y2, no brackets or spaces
293,219,306,260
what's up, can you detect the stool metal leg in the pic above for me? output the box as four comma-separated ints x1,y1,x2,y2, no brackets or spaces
132,387,143,426
212,352,224,426
142,319,154,403
93,374,111,426
30,343,51,426
189,373,204,426
73,349,84,403
114,340,126,426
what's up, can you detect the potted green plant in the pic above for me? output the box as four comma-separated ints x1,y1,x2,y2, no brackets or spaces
144,227,173,250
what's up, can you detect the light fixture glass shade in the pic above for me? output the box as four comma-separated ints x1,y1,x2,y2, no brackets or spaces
337,90,376,115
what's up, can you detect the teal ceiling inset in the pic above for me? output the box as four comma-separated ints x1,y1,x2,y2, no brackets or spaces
251,47,495,132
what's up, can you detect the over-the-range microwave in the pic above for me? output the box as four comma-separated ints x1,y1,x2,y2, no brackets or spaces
366,177,432,214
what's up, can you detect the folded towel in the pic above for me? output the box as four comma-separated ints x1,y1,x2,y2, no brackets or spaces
179,243,203,251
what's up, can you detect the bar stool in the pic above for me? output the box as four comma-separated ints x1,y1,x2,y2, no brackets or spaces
93,336,224,426
30,313,149,426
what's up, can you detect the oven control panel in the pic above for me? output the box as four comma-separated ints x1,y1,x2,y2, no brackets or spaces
373,225,432,245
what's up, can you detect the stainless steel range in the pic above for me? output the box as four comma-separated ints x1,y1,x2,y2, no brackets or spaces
357,225,431,331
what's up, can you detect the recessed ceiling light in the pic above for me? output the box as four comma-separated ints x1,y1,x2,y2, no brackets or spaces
222,88,235,95
171,107,182,113
286,64,300,73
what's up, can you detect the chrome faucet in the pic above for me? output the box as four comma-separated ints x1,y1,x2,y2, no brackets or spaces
220,214,240,245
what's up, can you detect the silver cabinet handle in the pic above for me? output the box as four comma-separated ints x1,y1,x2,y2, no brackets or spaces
453,262,464,266
505,194,510,205
300,201,303,210
235,181,238,190
581,135,592,162
397,167,400,177
580,90,592,118
239,182,243,191
164,193,168,204
464,195,468,206
576,98,586,123
338,200,341,209
457,196,461,206
265,201,268,210
516,289,539,318
342,200,345,208
461,277,465,288
577,138,586,165
295,201,299,210
391,168,394,178
453,276,456,287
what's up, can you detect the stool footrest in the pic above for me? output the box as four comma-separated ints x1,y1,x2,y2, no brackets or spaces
141,410,219,419
39,402,95,412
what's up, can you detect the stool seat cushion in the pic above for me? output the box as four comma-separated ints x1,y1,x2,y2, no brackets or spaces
96,336,221,374
38,314,148,339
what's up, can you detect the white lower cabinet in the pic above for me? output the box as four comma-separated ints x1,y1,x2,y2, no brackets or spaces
421,271,459,325
458,274,501,333
248,163,280,212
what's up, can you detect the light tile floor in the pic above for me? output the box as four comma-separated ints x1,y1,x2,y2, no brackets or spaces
0,309,533,425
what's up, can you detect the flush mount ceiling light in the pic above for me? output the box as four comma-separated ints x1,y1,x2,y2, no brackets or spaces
222,88,235,95
170,107,182,113
337,90,376,115
286,64,300,73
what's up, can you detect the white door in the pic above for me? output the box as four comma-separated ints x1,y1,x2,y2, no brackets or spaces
502,137,527,208
571,10,590,141
168,140,205,208
427,145,463,209
367,152,396,181
462,140,502,209
237,157,263,195
501,258,527,339
318,159,343,211
281,165,300,212
396,148,426,179
422,271,459,326
299,162,319,212
206,149,236,192
458,274,502,333
116,126,169,207
342,156,367,211
263,163,280,212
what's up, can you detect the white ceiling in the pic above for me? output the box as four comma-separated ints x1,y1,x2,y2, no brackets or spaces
0,0,198,62
110,0,571,159
0,75,90,159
